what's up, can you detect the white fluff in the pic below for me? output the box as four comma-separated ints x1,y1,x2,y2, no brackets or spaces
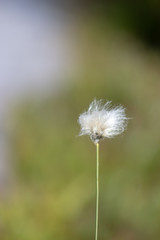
78,99,128,144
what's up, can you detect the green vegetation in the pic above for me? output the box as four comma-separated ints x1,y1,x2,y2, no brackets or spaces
1,25,160,240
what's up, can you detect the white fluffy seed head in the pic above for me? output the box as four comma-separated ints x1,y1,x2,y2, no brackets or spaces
78,99,128,144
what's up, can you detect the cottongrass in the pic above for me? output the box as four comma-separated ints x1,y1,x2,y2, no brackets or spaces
78,99,128,144
78,99,129,240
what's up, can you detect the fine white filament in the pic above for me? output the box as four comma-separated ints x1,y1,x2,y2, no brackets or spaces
78,99,128,144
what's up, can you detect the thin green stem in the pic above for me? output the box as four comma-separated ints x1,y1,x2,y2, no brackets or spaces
95,143,99,240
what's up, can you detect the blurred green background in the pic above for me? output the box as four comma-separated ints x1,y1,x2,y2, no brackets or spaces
1,1,160,240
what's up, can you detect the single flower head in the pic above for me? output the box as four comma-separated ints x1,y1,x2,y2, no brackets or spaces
78,99,128,144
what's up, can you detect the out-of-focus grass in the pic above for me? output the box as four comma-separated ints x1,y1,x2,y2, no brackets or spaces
1,25,160,240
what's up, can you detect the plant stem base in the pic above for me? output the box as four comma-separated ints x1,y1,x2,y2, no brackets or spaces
95,143,99,240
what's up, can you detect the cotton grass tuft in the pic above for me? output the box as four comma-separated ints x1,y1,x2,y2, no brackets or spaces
78,99,128,144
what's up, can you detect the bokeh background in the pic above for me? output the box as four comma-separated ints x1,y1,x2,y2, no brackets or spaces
1,1,160,240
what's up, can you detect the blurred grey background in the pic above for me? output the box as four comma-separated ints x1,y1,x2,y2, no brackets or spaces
0,1,160,240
